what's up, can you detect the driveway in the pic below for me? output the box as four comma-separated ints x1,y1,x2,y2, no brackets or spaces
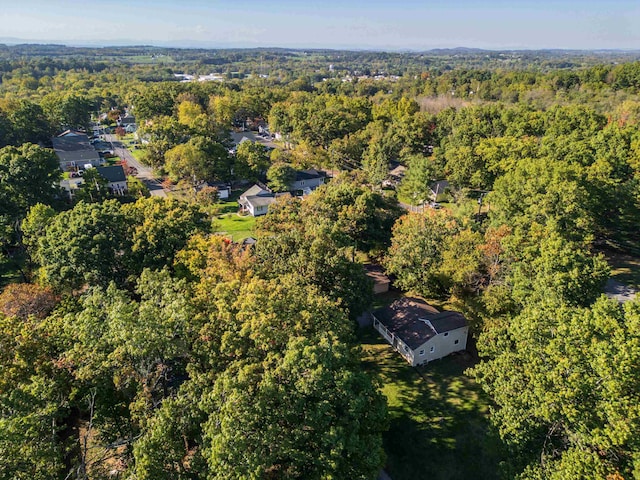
103,133,167,197
605,278,637,303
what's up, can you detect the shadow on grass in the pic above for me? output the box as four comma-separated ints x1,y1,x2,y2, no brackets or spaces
216,190,244,215
359,327,506,480
606,251,640,290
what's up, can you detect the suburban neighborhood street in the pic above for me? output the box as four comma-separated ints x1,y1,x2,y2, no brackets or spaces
104,133,168,197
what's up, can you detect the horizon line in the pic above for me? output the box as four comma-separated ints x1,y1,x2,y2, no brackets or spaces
2,38,640,54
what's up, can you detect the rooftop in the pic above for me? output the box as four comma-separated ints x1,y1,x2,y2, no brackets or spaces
52,133,95,153
96,165,127,183
294,168,325,182
373,297,467,349
240,184,272,199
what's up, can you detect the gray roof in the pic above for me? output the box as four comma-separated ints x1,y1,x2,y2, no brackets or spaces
120,114,136,125
429,180,450,195
245,195,276,208
231,131,257,146
240,184,271,199
373,297,467,350
52,132,101,164
240,185,273,198
427,311,468,334
96,165,127,183
294,169,324,182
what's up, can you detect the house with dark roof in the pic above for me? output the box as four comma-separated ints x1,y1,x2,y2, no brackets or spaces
52,130,103,171
289,169,325,194
96,165,127,195
372,297,468,366
429,180,450,203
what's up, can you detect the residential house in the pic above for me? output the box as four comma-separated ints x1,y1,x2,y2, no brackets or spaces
96,165,128,195
238,184,292,216
52,130,103,171
205,182,231,200
230,131,257,154
118,113,136,133
372,297,468,366
429,180,450,203
383,162,407,189
238,184,276,216
289,169,325,194
60,177,86,200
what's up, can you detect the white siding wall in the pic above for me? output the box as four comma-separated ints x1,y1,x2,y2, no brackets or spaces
412,327,468,365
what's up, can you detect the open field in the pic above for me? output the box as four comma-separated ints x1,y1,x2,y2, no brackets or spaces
360,328,505,480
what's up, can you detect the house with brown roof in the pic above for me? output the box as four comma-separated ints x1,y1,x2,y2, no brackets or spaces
372,297,468,366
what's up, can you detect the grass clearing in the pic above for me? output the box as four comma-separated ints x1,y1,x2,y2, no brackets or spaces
214,213,256,242
359,327,505,480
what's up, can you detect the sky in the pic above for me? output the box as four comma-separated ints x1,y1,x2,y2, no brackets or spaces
1,0,640,50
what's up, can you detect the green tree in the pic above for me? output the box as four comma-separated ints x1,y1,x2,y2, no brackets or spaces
123,197,209,275
165,136,230,184
41,92,92,132
234,140,270,182
203,334,387,480
362,142,389,187
4,100,53,145
398,154,437,205
300,174,402,254
36,200,130,290
384,210,459,297
74,167,109,203
489,157,594,241
471,297,640,479
266,162,296,192
0,144,61,217
0,313,69,480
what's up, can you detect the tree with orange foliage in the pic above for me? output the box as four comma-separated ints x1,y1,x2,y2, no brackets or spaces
0,283,58,320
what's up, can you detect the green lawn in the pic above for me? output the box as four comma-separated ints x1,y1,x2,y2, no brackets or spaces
213,213,256,242
360,328,505,480
129,147,146,163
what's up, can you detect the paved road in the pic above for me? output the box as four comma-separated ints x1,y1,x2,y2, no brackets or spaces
104,133,167,197
605,278,637,303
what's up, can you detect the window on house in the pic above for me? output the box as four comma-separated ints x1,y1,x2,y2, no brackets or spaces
430,346,435,353
403,345,409,352
454,339,459,345
419,349,425,356
443,332,449,337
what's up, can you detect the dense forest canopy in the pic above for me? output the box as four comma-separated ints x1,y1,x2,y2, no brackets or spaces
0,44,639,479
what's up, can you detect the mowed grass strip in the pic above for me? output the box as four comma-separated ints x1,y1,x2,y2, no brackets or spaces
214,213,256,242
359,328,505,480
